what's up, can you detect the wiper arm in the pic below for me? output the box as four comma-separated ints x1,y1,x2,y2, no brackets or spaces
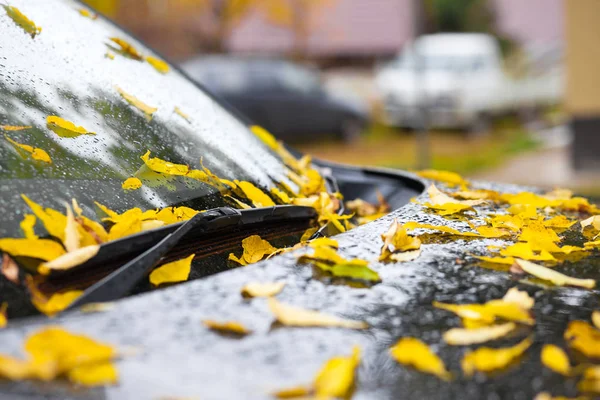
61,205,316,310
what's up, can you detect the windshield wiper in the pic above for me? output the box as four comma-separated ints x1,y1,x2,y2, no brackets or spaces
62,205,316,310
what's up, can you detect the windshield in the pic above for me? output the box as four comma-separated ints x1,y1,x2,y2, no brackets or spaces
0,0,294,238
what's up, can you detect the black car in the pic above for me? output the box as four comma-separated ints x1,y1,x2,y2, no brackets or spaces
1,2,600,400
182,56,369,142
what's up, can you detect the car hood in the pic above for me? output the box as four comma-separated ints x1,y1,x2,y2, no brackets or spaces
0,179,596,400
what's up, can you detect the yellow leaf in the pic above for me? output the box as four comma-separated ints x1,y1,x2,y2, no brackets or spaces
5,137,51,163
122,177,142,190
502,288,534,310
0,303,7,328
501,192,553,208
404,221,478,237
443,323,516,345
38,245,100,274
0,354,35,380
116,86,157,120
105,51,115,60
487,214,524,232
145,56,169,74
202,320,251,335
543,216,576,230
417,169,468,187
307,237,338,249
564,320,600,358
149,254,194,286
31,290,83,316
379,219,421,261
272,385,311,399
174,106,190,122
46,116,95,138
64,203,80,252
141,220,164,231
79,302,115,313
21,194,66,240
109,37,143,60
141,150,189,176
228,235,277,266
67,362,117,386
476,226,511,238
0,125,31,131
268,297,367,329
476,255,515,265
453,189,500,201
3,6,42,38
235,181,276,207
433,297,534,326
251,125,279,151
421,185,483,215
388,249,422,262
107,213,142,241
314,346,360,398
77,215,108,243
513,259,596,289
20,214,37,239
544,188,573,200
461,337,533,376
541,344,571,376
507,204,538,219
270,188,291,204
78,8,97,19
313,260,381,282
593,311,600,330
0,238,65,261
389,337,452,380
500,243,556,262
240,282,286,298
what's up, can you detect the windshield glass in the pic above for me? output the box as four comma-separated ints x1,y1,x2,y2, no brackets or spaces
0,0,294,238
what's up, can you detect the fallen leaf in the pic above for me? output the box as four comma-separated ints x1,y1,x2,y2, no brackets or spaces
387,249,422,262
501,243,556,262
268,297,367,329
461,337,533,376
78,8,97,19
443,323,516,345
174,106,190,122
235,181,276,207
507,204,538,219
502,288,534,310
417,169,468,187
314,346,360,397
379,219,421,261
145,56,169,74
141,150,189,176
434,298,534,326
38,245,100,274
122,177,142,190
0,125,31,131
67,362,117,386
5,137,51,163
0,238,65,261
3,6,41,38
0,303,8,328
593,311,600,330
251,125,279,151
313,260,381,282
543,216,576,230
20,214,37,239
1,254,19,284
270,188,291,204
541,344,571,376
308,237,338,249
272,385,311,399
63,203,80,252
487,214,524,232
46,116,95,138
241,282,285,298
109,37,143,60
389,337,452,380
149,254,194,286
513,259,596,289
202,320,251,335
564,320,600,358
453,189,500,201
30,290,83,316
476,226,512,239
229,235,277,266
79,302,115,313
116,86,157,120
105,51,115,60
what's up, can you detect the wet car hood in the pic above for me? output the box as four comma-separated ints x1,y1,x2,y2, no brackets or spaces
0,180,597,400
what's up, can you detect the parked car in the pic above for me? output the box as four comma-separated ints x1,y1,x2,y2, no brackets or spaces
375,33,563,132
182,56,369,142
0,2,598,400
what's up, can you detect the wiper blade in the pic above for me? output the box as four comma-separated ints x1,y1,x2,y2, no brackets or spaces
61,205,316,310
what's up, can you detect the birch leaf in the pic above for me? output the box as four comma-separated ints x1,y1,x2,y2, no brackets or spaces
379,219,421,261
421,184,484,216
109,37,143,60
270,188,291,204
141,151,189,176
241,282,285,298
31,290,83,316
5,137,51,164
461,337,533,376
564,320,600,358
228,235,277,266
513,259,596,289
122,177,142,190
149,254,194,286
20,214,37,239
107,214,142,241
46,116,95,138
116,87,157,120
541,344,571,376
64,203,80,252
3,6,42,38
443,323,516,345
308,237,338,249
0,238,65,261
313,260,381,282
251,125,279,151
389,337,452,380
38,245,100,274
0,125,31,131
145,56,169,74
202,320,251,336
272,385,311,399
417,169,468,187
268,297,367,329
314,346,360,397
236,181,276,207
67,362,118,386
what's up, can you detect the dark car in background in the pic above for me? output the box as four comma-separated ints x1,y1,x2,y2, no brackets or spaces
182,56,369,143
